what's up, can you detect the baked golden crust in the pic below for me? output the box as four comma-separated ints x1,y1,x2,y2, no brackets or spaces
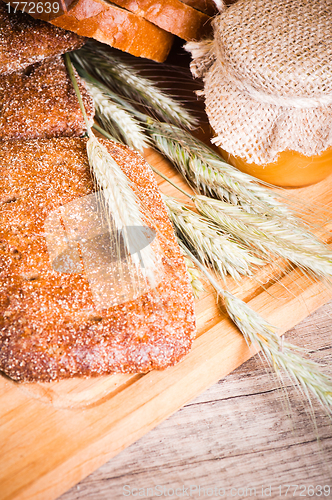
0,2,85,75
50,0,174,62
180,0,217,16
105,0,211,41
0,137,196,382
0,56,94,141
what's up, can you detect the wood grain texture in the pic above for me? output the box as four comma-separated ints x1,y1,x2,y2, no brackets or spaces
58,301,332,500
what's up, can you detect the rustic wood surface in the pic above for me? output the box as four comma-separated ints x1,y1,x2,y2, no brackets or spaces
59,301,332,500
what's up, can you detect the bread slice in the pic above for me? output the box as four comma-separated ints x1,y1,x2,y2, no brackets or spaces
50,0,174,62
0,137,196,382
179,0,217,16
0,56,94,141
105,0,211,41
0,2,85,75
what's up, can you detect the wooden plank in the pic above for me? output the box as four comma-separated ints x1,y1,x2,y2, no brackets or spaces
59,302,332,500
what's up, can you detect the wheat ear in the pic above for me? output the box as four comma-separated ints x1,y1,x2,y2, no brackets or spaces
147,119,291,217
149,164,332,283
195,196,332,281
71,43,198,130
223,291,332,415
64,54,156,279
164,195,265,281
181,243,332,415
182,252,205,299
89,91,332,281
85,80,148,152
151,123,332,274
71,54,326,247
148,119,331,240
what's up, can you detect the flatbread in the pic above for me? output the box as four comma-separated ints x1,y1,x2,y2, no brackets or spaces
0,137,196,382
0,56,94,140
0,2,84,75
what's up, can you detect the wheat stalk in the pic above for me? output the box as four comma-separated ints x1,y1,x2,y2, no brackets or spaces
85,80,148,152
164,195,265,281
181,243,332,415
75,62,311,232
64,53,157,280
71,42,198,130
72,51,329,248
148,120,332,238
223,291,332,414
83,63,332,280
69,57,332,413
69,50,291,219
195,196,332,280
147,119,291,217
149,162,332,283
182,252,205,299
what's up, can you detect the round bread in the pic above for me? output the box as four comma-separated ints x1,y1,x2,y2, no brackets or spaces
0,137,196,382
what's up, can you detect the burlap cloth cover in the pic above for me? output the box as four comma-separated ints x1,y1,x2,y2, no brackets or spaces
186,0,332,165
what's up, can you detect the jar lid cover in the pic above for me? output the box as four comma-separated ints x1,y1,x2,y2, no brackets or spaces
214,0,332,100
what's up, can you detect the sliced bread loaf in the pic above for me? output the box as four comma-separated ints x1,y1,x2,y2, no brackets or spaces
105,0,211,41
50,0,174,62
179,0,217,16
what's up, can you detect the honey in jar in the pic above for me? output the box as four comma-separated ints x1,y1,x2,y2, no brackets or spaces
220,147,332,188
189,0,332,188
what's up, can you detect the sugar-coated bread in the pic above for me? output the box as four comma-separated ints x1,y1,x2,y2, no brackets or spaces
0,137,196,382
50,0,174,62
0,2,85,75
0,56,94,140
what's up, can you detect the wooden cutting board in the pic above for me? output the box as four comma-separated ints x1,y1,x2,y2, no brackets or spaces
2,142,332,500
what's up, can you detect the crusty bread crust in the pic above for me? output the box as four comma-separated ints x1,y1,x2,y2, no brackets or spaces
0,56,94,141
0,2,85,75
50,0,174,62
0,137,196,382
180,0,217,16
107,0,211,41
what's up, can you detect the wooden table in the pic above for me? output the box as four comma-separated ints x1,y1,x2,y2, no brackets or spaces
59,301,332,500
